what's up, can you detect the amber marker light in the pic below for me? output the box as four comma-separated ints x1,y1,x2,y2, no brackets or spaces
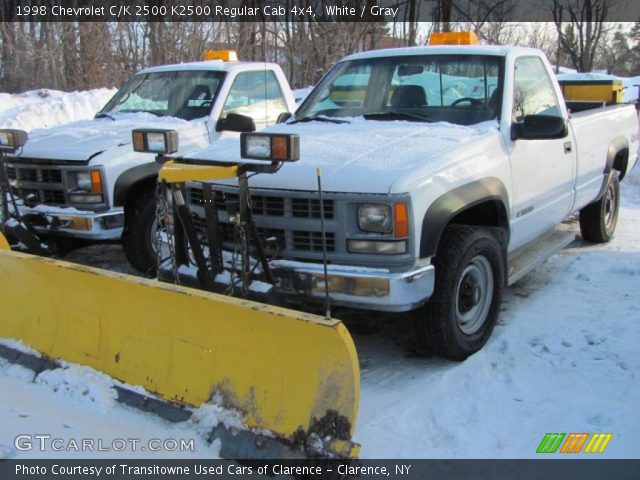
394,203,409,238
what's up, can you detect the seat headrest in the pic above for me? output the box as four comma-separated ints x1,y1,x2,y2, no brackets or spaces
390,85,427,107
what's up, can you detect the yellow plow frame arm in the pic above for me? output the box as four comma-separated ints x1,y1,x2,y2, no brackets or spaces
0,241,360,457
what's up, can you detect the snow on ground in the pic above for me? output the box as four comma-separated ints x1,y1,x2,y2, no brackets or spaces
0,88,116,131
0,357,222,459
0,88,639,459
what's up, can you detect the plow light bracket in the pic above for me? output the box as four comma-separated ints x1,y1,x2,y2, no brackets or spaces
241,133,300,162
0,129,28,151
132,129,179,155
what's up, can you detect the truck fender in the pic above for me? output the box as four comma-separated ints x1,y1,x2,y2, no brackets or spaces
419,177,510,259
113,162,162,207
597,136,629,199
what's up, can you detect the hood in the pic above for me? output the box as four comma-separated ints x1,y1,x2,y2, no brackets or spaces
19,113,194,162
185,118,498,193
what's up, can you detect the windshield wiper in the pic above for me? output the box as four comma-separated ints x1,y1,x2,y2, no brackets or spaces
94,112,116,121
116,109,167,117
288,115,350,125
363,111,434,122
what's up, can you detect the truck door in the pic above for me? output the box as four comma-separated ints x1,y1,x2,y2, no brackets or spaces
219,70,288,133
507,56,576,249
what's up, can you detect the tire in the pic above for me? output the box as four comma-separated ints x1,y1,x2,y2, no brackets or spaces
579,173,620,243
415,225,505,361
122,193,158,276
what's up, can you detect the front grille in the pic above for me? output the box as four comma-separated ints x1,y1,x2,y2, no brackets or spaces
41,169,63,183
7,166,63,184
293,231,335,252
6,165,67,206
187,186,337,255
188,186,331,218
190,214,286,253
12,187,66,206
292,198,334,219
188,188,284,217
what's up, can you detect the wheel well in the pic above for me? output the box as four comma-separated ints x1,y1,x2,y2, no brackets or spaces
612,148,628,181
447,200,509,252
448,200,508,230
123,176,156,225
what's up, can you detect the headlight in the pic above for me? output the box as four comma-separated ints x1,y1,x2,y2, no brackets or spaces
68,170,104,203
75,172,92,191
69,170,103,193
358,204,392,233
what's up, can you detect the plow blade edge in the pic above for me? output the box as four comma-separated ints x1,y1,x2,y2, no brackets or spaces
0,246,360,457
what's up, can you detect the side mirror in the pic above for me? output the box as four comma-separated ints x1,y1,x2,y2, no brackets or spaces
277,112,292,124
216,113,256,133
511,115,568,140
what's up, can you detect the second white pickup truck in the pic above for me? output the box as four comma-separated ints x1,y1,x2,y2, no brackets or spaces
3,52,296,273
173,37,639,359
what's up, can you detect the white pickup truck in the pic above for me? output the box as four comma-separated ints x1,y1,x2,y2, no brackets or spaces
3,53,296,272
174,40,639,360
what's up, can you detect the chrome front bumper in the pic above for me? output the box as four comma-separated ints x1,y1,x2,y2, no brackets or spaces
17,206,124,240
270,260,435,312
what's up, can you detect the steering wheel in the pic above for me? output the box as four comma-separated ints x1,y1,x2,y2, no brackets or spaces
450,97,488,108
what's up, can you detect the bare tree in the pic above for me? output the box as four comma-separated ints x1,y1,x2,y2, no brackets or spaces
551,0,614,72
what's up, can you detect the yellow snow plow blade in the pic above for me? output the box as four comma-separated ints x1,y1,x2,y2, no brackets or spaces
0,245,360,457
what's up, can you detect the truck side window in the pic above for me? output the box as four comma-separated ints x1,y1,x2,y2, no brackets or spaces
222,71,287,124
512,57,561,122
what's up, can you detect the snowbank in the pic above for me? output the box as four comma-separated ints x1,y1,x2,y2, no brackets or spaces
0,88,116,131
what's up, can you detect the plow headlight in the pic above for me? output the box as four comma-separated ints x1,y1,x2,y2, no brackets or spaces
0,129,28,151
241,133,300,162
132,129,179,154
358,204,392,233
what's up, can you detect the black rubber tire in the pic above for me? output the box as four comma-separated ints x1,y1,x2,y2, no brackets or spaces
415,225,505,361
122,193,157,276
579,173,620,244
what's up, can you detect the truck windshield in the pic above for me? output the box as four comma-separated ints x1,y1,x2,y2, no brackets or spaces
99,70,225,121
295,55,503,126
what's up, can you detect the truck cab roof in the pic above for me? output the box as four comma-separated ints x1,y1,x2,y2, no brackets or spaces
342,44,542,61
139,60,282,75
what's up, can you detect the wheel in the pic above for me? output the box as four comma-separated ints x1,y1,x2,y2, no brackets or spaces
122,193,158,275
579,173,620,243
415,225,505,360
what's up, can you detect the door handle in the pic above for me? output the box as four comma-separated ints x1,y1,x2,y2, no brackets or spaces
563,142,572,154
